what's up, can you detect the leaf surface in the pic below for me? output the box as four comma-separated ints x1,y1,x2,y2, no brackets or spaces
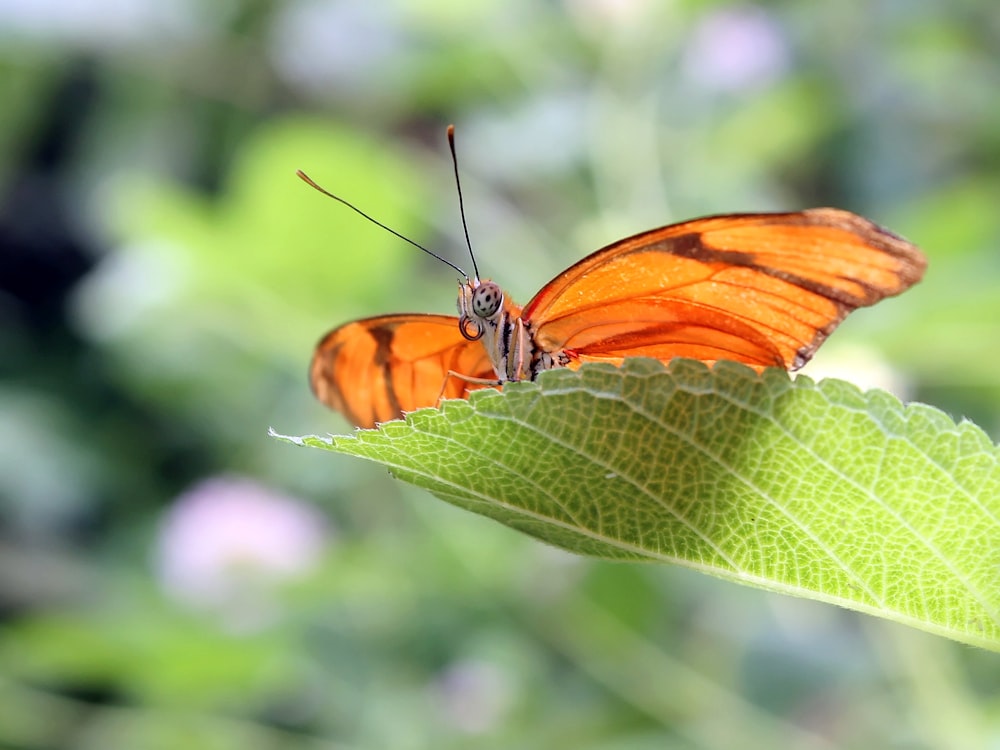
275,359,1000,650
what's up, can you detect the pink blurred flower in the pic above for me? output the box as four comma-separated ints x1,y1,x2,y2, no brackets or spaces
682,6,790,92
155,475,329,627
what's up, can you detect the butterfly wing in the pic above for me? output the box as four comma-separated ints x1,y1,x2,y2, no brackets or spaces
522,208,926,370
310,314,497,427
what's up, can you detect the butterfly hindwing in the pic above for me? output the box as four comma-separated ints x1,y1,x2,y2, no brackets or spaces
310,314,497,427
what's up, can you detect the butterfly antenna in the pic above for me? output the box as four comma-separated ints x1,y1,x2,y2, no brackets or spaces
296,169,468,279
446,125,481,281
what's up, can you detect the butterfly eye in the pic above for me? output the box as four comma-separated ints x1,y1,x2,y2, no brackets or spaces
472,282,502,318
459,315,483,341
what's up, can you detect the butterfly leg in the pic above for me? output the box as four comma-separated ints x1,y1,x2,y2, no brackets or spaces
509,318,531,382
435,370,502,407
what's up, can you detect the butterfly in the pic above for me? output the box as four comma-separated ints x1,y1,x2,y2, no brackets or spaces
305,128,926,428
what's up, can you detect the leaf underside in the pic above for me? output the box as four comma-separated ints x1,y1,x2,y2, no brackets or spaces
275,358,1000,651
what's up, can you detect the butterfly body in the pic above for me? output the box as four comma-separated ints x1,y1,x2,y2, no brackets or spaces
456,278,574,385
311,207,926,428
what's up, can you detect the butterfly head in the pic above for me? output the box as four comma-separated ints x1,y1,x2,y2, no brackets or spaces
458,278,504,341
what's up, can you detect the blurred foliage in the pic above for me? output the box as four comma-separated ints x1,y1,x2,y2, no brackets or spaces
1,0,999,748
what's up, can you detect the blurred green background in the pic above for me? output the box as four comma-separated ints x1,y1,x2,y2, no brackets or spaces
2,1,999,748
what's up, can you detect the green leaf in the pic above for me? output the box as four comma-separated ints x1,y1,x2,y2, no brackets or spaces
274,359,1000,651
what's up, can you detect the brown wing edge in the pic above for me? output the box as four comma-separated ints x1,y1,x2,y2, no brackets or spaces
775,209,927,368
751,208,927,306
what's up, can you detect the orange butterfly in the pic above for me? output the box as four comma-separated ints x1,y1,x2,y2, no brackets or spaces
306,128,926,428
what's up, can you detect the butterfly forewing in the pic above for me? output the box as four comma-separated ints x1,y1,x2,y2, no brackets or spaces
523,208,926,371
310,314,496,427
